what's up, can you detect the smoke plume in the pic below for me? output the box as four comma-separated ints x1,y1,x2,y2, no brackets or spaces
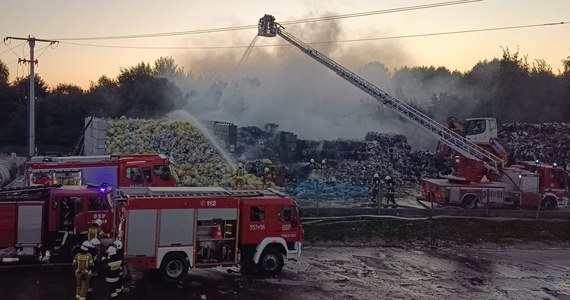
170,18,474,151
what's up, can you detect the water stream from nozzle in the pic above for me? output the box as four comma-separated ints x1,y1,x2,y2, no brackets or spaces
216,35,259,111
167,110,237,171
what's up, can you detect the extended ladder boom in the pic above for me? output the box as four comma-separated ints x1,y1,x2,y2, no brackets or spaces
258,14,504,172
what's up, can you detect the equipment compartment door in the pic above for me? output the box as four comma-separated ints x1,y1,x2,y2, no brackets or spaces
16,204,43,246
126,209,158,256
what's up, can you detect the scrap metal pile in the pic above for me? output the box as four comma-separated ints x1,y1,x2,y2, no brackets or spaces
499,122,570,167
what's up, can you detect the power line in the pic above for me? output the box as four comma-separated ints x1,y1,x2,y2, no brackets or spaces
1,40,26,59
57,21,570,51
0,41,27,56
50,0,482,41
309,21,570,44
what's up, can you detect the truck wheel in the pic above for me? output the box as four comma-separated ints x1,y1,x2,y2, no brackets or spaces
258,248,284,276
460,195,478,209
159,253,189,282
541,197,557,210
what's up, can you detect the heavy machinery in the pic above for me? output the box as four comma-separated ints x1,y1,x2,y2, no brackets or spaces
25,154,176,189
0,184,117,263
116,186,303,281
257,14,570,209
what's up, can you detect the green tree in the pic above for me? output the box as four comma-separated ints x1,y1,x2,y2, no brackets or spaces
0,60,9,87
562,56,570,119
492,48,530,123
116,62,183,117
52,83,84,96
153,56,187,79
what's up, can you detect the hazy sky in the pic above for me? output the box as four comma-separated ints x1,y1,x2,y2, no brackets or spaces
1,0,569,89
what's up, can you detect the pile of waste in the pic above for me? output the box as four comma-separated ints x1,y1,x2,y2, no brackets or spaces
499,122,570,167
229,129,440,200
106,117,264,188
99,118,570,203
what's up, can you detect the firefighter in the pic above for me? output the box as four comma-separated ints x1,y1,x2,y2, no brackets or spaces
87,238,101,294
262,167,272,188
104,246,124,299
87,218,107,241
369,173,381,204
384,176,398,208
308,158,320,170
73,240,94,300
111,240,125,293
235,163,246,189
111,240,124,261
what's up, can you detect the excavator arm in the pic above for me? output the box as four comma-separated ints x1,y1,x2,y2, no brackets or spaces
258,14,504,177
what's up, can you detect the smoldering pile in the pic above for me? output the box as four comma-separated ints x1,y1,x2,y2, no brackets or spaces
499,123,570,166
232,128,443,200
287,132,442,200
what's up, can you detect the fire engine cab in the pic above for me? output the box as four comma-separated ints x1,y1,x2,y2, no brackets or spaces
117,187,303,281
25,154,176,189
0,185,117,263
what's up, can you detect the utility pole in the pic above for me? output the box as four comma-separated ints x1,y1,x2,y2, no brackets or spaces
3,36,58,157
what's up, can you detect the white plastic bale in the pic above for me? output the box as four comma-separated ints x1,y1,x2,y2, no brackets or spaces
0,159,12,186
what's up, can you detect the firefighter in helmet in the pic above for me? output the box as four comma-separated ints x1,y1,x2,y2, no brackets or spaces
110,240,125,294
309,158,323,170
369,173,381,204
87,238,101,294
87,218,108,241
384,175,398,208
73,240,94,300
103,246,124,299
262,166,272,189
235,163,246,189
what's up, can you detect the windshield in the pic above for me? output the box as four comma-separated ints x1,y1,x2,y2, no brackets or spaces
464,119,486,135
154,165,171,182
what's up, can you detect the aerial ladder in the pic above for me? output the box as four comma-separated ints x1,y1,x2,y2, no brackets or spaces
257,15,504,180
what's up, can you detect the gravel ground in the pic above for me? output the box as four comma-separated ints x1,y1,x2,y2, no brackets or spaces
2,242,570,300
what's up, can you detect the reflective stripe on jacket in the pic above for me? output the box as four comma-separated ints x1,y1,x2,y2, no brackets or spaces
105,256,123,279
73,253,94,275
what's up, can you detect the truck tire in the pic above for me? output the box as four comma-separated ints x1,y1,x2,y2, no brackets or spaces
541,196,557,210
460,195,478,209
257,247,284,276
159,253,189,282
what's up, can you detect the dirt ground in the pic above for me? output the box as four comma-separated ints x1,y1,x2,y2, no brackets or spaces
284,243,570,300
3,242,570,300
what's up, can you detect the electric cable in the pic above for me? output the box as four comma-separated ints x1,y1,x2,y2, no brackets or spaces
1,40,25,59
57,21,570,51
35,44,53,59
49,0,482,41
0,41,26,56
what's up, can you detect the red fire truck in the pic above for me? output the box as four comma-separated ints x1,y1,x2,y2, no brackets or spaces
116,186,303,281
0,185,117,263
25,154,176,189
256,15,570,210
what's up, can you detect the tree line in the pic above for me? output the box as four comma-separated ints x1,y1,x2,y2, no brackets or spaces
0,52,569,155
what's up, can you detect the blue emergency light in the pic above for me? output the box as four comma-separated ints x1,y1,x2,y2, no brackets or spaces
99,182,110,193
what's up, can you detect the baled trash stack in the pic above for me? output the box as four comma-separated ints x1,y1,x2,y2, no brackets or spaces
107,117,263,188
